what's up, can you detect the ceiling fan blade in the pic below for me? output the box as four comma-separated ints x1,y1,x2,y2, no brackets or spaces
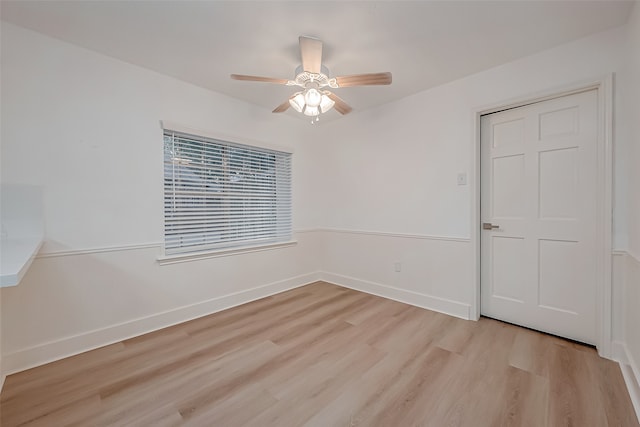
272,98,291,113
335,72,392,88
230,74,289,84
326,92,353,115
299,36,323,74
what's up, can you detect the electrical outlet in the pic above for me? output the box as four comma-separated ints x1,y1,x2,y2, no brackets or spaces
394,262,402,272
457,172,467,186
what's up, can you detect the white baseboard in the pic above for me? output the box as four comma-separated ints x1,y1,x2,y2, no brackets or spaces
2,272,322,376
612,340,629,364
320,272,471,320
620,342,640,423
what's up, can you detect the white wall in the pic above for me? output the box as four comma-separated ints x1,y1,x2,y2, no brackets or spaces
619,1,640,413
627,3,640,261
315,26,626,318
0,22,322,373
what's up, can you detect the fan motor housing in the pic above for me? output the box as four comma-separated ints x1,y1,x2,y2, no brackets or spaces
291,65,338,89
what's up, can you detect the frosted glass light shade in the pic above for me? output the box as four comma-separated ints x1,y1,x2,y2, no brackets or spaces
303,105,319,116
304,88,322,108
319,94,335,113
289,93,305,113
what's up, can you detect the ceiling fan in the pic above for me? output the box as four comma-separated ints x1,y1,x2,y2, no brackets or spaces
231,36,392,122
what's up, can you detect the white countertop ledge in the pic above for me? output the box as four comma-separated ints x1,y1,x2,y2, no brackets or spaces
0,237,44,287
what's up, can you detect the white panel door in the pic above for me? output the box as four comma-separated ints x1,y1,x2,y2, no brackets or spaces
480,89,598,344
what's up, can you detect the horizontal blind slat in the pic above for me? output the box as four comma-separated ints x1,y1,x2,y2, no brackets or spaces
164,230,291,246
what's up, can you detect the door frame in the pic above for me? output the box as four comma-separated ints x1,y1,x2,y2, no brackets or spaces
470,75,614,358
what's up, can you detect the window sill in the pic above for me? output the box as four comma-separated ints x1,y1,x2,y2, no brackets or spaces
156,240,298,265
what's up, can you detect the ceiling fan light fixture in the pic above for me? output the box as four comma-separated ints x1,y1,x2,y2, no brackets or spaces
232,36,391,122
319,94,335,113
289,92,305,113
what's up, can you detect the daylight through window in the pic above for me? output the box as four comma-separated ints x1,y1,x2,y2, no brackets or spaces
163,130,292,255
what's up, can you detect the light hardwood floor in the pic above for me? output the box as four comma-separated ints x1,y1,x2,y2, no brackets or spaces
1,282,637,426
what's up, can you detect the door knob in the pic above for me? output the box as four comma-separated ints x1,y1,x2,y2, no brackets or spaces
482,223,500,230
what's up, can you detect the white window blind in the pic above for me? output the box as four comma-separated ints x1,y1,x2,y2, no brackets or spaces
163,130,292,255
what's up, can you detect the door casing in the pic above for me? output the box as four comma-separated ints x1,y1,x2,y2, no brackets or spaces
470,75,613,358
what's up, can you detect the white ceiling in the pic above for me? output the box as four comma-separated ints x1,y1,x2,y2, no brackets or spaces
1,1,634,121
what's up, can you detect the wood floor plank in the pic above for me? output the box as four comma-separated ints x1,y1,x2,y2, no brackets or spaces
175,320,357,420
249,344,386,426
548,343,608,427
181,384,277,427
490,365,550,427
11,394,102,427
592,355,640,427
1,282,637,427
366,346,463,427
95,340,281,425
0,342,127,402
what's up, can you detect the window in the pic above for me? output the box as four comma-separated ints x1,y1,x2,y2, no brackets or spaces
163,129,292,256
